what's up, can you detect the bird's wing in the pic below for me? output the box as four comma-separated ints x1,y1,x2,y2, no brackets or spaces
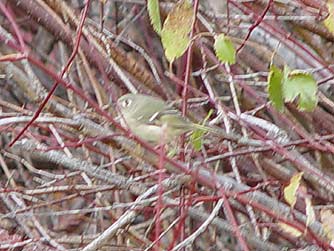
157,111,192,130
133,100,168,123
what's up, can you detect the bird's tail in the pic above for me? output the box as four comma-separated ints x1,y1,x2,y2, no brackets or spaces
192,123,261,146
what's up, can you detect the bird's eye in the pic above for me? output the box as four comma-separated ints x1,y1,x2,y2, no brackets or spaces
121,98,132,108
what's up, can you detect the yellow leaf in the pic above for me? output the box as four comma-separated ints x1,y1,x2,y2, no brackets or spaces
305,197,315,228
161,0,194,62
320,209,334,241
324,1,334,34
278,222,302,237
284,172,303,208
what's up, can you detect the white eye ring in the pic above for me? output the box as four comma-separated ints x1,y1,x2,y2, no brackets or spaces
121,98,132,108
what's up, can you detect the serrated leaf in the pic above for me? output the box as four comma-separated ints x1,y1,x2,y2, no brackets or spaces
147,0,162,34
214,34,236,64
268,65,284,112
305,197,315,227
161,0,194,62
324,1,334,34
282,70,317,111
278,222,302,237
284,172,303,208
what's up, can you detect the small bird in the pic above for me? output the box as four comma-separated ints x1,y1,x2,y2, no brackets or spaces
117,93,261,146
117,93,194,143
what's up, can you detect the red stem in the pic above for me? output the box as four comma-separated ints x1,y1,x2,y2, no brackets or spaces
219,188,250,251
236,0,273,53
181,0,200,117
0,2,26,52
9,0,91,147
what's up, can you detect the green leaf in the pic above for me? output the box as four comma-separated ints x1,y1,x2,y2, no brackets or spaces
190,109,213,151
324,1,334,34
167,147,178,158
268,65,284,112
282,70,318,111
214,34,236,64
190,129,205,151
161,0,194,62
147,0,162,34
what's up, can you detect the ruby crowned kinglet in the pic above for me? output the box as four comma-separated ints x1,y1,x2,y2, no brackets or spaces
117,94,199,143
117,94,262,146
